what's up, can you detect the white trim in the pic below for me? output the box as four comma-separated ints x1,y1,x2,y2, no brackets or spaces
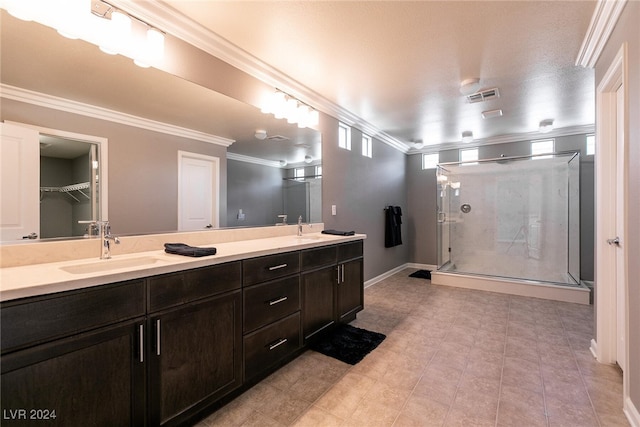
226,152,282,168
364,263,437,289
594,42,630,409
1,84,234,147
177,151,220,230
411,124,595,155
107,0,409,154
624,396,640,427
576,0,628,68
431,271,590,305
3,121,109,224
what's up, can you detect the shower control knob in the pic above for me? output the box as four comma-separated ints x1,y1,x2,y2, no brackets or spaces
460,204,471,213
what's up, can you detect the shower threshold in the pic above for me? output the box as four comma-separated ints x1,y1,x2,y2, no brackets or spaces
430,271,590,305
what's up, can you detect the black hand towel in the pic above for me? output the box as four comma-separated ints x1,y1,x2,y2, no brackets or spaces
164,243,217,257
321,229,356,236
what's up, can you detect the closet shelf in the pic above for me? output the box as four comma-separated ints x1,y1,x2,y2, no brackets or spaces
40,182,91,202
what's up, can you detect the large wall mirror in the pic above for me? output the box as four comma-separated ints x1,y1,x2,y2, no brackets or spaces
0,11,322,242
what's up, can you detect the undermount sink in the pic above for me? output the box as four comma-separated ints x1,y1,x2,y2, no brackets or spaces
61,256,167,275
292,235,326,242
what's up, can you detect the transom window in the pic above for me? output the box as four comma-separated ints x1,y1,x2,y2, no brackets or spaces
338,122,351,150
531,139,554,159
294,168,305,179
362,134,372,158
586,134,595,156
422,153,439,169
460,148,478,165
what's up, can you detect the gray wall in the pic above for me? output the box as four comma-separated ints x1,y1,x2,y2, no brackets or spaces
407,134,595,281
595,0,639,412
321,120,409,282
227,159,284,227
1,98,229,235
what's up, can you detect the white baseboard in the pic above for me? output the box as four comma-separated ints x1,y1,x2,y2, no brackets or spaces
625,396,640,427
364,263,437,289
590,339,598,359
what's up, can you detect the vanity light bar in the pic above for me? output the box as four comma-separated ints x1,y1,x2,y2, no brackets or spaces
261,90,319,129
1,0,165,69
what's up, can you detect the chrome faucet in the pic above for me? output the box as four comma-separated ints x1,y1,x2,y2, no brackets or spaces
277,214,288,225
297,215,303,236
79,220,120,259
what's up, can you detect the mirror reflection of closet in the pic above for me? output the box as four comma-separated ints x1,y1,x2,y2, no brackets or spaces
39,135,99,238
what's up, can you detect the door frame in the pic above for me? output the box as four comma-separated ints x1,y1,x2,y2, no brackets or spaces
177,151,220,230
3,120,109,223
593,43,629,402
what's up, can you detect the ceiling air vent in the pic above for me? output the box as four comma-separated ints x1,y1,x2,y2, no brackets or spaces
466,88,500,104
267,135,290,142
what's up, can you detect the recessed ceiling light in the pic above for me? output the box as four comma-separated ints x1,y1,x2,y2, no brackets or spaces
460,78,481,95
482,109,503,119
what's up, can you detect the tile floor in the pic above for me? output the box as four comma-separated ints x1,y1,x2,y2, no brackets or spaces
196,268,629,427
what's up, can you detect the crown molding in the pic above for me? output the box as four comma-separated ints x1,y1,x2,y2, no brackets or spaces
0,84,234,147
112,0,410,154
409,124,596,155
576,0,628,68
227,152,282,168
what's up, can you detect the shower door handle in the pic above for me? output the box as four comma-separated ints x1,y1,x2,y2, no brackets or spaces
607,237,620,246
437,212,446,223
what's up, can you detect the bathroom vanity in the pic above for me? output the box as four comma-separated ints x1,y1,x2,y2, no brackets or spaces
0,232,364,426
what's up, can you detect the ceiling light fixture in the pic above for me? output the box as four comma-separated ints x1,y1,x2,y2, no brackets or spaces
261,90,319,129
411,139,424,149
304,155,313,164
279,160,287,167
459,78,481,95
539,119,554,133
461,131,474,143
254,130,267,140
482,109,503,119
1,1,166,68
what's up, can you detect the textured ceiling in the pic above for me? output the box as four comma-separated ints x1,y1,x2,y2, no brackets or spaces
162,0,597,149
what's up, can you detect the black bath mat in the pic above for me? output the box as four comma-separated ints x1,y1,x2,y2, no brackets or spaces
309,324,386,365
409,269,431,279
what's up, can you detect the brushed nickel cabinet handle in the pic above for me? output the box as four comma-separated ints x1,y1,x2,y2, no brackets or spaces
156,320,161,356
268,263,288,271
269,296,288,306
139,324,144,363
268,338,288,350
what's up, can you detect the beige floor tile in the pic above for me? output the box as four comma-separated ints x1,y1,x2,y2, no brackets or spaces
189,269,630,427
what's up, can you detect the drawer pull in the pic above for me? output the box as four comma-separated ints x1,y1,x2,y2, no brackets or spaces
268,263,288,271
268,338,288,350
156,320,161,356
269,296,288,306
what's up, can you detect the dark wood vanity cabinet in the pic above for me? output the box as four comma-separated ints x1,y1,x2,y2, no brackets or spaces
1,281,146,427
147,262,242,427
0,239,364,426
242,253,302,382
337,241,364,322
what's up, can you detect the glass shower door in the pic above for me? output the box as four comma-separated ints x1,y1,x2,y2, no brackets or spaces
436,166,451,270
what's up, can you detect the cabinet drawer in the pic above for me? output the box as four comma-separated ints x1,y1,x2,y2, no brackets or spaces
1,280,145,353
244,276,300,333
148,262,241,312
338,240,363,262
243,252,300,286
301,246,337,271
243,312,301,381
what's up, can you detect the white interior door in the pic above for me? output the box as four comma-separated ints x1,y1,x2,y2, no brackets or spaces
178,151,219,231
0,123,40,241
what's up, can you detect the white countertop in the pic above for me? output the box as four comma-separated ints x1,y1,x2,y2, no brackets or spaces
0,232,366,302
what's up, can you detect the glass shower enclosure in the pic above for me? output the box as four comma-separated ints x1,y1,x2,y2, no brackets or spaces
436,152,580,286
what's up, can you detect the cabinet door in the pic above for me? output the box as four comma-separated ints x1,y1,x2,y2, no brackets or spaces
149,291,242,426
302,265,336,341
338,258,364,322
1,321,146,427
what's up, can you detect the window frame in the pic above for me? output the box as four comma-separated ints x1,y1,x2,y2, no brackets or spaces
338,122,352,150
460,148,479,165
362,134,372,158
531,139,555,159
422,153,439,170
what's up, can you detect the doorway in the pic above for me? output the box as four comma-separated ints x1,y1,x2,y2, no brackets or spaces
178,151,220,231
